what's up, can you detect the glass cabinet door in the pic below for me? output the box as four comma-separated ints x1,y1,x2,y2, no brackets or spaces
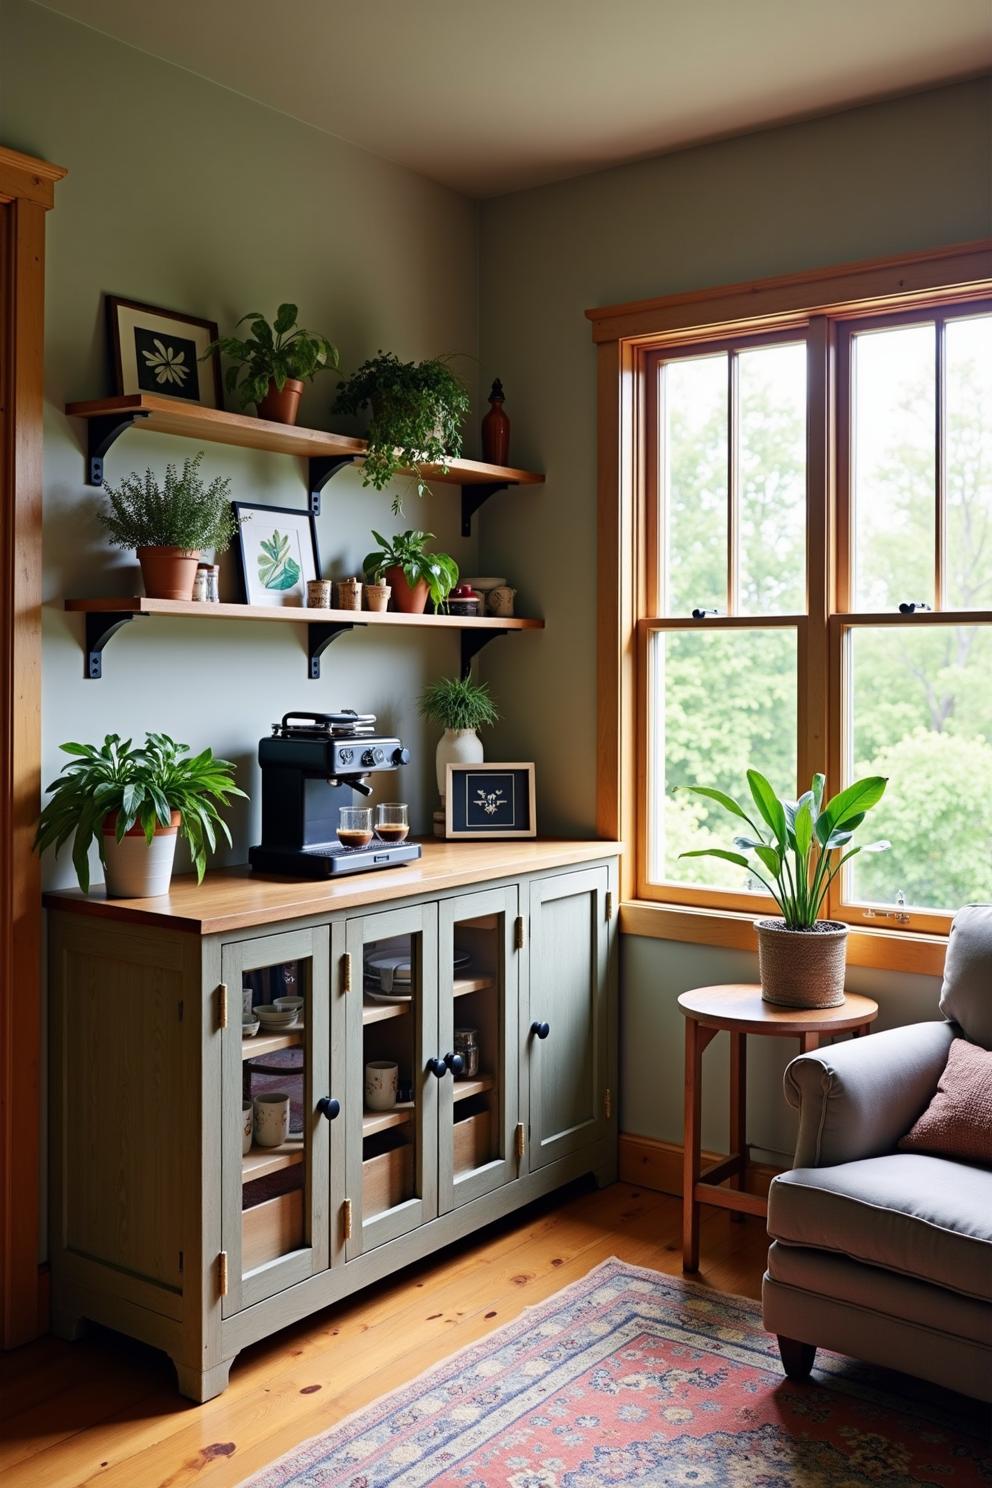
221,925,339,1316
438,887,520,1212
345,903,438,1258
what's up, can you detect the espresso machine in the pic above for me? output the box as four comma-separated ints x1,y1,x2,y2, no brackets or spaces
249,710,422,878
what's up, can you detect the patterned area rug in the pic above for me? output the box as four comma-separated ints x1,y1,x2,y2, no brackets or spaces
242,1257,991,1487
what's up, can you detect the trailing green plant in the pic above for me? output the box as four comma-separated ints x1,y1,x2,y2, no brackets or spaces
362,529,459,609
334,351,470,513
34,733,246,893
100,452,237,552
679,770,891,929
206,303,340,409
419,675,500,732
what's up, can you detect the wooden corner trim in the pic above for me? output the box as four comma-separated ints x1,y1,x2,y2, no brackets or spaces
0,147,67,210
619,1132,781,1197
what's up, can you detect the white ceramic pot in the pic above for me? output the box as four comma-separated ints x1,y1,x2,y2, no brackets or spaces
435,728,484,799
102,812,180,898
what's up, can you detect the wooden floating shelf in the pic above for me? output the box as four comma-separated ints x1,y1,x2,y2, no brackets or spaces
242,1142,303,1184
242,1029,303,1061
363,1001,410,1026
363,1103,414,1139
65,394,544,534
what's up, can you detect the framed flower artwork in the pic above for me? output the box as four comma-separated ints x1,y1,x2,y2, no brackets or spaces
107,296,223,407
232,501,322,608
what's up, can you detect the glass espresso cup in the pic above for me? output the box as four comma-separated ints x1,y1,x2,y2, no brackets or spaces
338,806,373,850
374,802,409,844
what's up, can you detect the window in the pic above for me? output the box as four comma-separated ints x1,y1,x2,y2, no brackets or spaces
634,291,992,933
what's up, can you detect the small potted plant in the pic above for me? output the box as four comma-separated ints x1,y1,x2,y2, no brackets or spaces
334,351,470,513
35,732,246,898
100,452,238,600
420,674,500,799
207,303,340,424
679,770,890,1008
362,529,459,614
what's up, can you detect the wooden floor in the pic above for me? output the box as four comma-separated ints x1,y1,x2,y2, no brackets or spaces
0,1182,770,1488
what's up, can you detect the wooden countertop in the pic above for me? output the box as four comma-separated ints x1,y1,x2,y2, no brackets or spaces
43,839,620,936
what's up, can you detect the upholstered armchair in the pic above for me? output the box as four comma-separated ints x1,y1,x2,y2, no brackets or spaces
762,905,992,1402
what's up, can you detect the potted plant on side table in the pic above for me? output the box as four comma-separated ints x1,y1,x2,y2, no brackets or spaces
679,769,890,1008
35,732,246,898
420,673,500,799
207,303,340,424
363,529,459,614
100,452,238,600
335,351,470,514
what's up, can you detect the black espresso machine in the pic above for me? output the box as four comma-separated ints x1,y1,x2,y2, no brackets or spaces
248,710,422,878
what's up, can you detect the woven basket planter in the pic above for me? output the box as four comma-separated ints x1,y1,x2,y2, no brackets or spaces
755,917,848,1009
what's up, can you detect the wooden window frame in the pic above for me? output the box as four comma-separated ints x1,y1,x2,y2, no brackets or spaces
588,240,992,977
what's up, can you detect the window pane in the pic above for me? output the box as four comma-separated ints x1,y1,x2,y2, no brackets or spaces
738,343,806,615
661,354,727,617
847,624,992,911
648,627,797,888
852,323,935,611
945,314,992,610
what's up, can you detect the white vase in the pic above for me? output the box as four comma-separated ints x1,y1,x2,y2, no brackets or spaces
102,813,180,898
436,728,484,799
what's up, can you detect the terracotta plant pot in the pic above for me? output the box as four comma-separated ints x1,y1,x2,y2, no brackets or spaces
756,917,849,1009
257,378,303,425
364,582,391,612
385,564,429,614
137,546,200,601
102,810,181,899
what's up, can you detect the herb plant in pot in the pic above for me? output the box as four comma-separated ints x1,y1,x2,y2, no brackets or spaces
100,452,237,600
363,529,459,615
35,732,246,898
420,674,500,799
680,770,890,1008
335,352,470,514
207,304,340,425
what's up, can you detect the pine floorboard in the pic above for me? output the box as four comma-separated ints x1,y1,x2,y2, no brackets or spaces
0,1181,770,1488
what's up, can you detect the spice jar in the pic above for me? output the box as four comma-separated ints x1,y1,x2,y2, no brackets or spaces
453,1027,480,1079
203,564,220,602
192,565,209,602
335,577,362,611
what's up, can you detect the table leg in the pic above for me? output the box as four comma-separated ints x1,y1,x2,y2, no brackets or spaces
682,1017,703,1272
853,1022,871,1038
729,1031,747,1219
799,1031,821,1054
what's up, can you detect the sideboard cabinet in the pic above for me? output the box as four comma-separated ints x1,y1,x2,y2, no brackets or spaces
46,842,618,1400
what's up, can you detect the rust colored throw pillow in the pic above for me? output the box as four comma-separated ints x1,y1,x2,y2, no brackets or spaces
898,1037,992,1164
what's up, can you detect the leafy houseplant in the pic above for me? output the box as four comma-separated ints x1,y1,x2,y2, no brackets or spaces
680,770,890,1008
206,304,340,425
334,352,470,514
35,733,246,898
420,675,500,798
363,529,459,615
100,452,237,600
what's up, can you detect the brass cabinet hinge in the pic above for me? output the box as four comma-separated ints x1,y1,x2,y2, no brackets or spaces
341,952,353,994
603,1087,613,1121
217,1251,228,1297
217,983,228,1030
514,1122,526,1161
342,1198,353,1241
513,916,525,950
605,891,614,921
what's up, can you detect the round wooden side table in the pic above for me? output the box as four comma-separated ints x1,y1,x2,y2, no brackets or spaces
677,983,878,1273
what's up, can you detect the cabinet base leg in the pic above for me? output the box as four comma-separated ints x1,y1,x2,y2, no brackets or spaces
594,1154,618,1189
173,1356,234,1403
50,1305,89,1342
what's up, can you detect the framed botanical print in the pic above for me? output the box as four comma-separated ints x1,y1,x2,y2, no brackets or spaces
107,296,223,407
445,763,537,839
232,501,322,607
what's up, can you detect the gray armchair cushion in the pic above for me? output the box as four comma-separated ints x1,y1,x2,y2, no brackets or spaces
940,903,992,1049
785,1021,955,1168
768,1153,992,1303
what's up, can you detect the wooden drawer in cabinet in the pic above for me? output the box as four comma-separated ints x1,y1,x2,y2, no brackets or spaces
453,1108,492,1175
242,1189,304,1273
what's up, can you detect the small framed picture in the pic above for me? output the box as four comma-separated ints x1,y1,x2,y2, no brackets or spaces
445,763,537,839
107,296,222,407
232,502,322,608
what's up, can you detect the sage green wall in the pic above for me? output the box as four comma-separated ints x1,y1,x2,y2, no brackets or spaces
478,78,992,1160
2,0,480,888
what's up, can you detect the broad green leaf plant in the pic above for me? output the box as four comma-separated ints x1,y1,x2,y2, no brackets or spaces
363,529,459,610
206,303,340,410
35,733,246,893
680,771,891,928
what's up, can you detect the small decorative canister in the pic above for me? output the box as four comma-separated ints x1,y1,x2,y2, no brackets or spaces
486,584,517,617
335,577,363,611
203,563,220,602
191,565,210,602
306,579,332,609
453,1027,480,1079
365,582,391,612
447,583,481,617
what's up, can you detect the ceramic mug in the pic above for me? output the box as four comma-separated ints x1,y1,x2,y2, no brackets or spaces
242,1101,253,1155
253,1092,290,1148
365,1060,398,1111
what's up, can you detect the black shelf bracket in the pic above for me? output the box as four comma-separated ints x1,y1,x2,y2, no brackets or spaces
86,411,151,486
460,628,507,678
461,482,509,538
307,620,363,679
84,611,145,679
307,455,361,516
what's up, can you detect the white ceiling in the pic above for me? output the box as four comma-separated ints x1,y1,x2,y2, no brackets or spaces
36,0,992,196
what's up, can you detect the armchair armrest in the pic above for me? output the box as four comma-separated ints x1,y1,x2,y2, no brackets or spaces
785,1021,955,1168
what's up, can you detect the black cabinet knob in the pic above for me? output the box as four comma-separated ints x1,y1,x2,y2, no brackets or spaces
427,1057,447,1078
317,1096,340,1120
392,747,411,766
444,1051,465,1075
531,1020,550,1040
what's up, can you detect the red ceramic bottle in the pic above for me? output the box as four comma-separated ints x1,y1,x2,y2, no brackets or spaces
481,378,510,465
